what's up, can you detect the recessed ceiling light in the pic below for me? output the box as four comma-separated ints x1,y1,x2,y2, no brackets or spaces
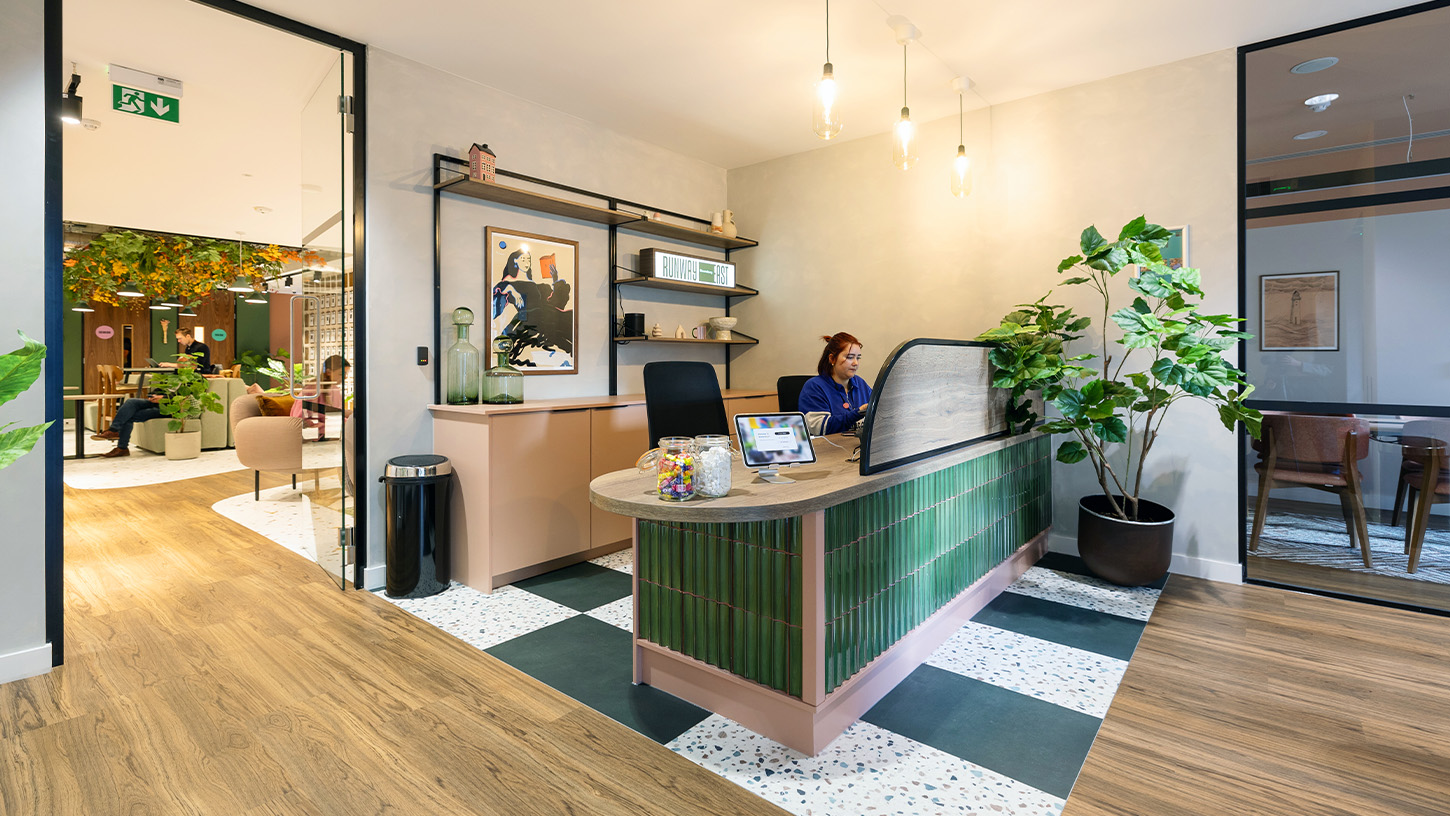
1304,93,1339,112
1291,57,1339,74
253,206,272,214
1294,130,1328,140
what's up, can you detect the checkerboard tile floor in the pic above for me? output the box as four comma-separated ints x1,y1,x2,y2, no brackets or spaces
378,552,1161,815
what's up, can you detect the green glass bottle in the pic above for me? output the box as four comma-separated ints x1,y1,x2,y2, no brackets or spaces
484,337,523,404
446,307,481,404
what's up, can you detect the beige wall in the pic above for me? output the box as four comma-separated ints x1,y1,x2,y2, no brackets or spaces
727,50,1243,580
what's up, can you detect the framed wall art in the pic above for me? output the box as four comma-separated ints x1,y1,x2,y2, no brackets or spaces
485,227,579,374
1260,271,1339,351
1162,225,1187,269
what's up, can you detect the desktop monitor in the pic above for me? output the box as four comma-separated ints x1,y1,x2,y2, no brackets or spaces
733,412,817,484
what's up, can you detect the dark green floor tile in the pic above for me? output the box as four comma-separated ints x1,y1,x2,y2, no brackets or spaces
1034,551,1168,589
512,562,632,612
862,665,1100,800
973,592,1145,661
485,615,708,744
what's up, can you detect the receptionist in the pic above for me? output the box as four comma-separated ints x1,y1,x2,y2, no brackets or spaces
798,332,872,436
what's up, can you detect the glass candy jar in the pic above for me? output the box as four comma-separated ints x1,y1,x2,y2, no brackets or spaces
446,307,481,405
637,436,696,501
693,434,736,498
483,337,523,404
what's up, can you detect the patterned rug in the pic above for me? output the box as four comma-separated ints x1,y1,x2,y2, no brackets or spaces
1250,509,1450,584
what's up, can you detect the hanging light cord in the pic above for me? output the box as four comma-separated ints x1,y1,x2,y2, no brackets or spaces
1404,94,1415,162
824,0,830,62
902,44,908,107
958,94,964,144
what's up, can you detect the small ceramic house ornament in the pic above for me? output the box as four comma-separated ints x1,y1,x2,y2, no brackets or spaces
674,324,686,338
468,143,497,183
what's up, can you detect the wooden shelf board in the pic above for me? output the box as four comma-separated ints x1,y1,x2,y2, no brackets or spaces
614,333,758,346
621,219,758,250
612,275,758,298
436,177,641,226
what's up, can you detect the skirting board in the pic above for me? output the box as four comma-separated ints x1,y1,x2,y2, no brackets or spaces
361,563,386,591
1049,532,1243,585
0,643,53,685
636,531,1048,755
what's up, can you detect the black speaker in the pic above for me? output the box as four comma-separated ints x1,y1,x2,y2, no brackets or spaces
622,313,645,337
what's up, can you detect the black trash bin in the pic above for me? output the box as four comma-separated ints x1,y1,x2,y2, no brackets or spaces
381,454,452,598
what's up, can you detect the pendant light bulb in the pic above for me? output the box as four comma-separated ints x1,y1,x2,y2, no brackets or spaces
952,146,973,198
813,63,842,139
893,108,918,170
812,1,842,139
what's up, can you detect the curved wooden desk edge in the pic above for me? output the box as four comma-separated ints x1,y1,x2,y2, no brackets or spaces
590,430,1043,522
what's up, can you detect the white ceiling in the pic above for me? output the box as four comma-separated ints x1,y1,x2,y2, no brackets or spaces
61,0,1428,245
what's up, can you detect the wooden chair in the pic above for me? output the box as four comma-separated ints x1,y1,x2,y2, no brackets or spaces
95,364,137,429
1389,419,1450,527
1400,427,1449,574
1248,414,1373,569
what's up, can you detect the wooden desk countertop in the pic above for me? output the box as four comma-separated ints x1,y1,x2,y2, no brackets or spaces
590,430,1040,523
429,389,775,418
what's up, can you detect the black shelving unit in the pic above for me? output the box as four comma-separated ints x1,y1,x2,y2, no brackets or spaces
431,154,758,398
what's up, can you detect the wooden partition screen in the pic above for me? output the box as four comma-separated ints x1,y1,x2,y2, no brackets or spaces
858,338,1031,475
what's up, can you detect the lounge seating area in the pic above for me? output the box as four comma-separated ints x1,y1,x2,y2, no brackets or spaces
133,376,253,454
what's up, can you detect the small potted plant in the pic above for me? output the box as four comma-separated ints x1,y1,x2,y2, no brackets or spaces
148,352,224,460
977,216,1262,585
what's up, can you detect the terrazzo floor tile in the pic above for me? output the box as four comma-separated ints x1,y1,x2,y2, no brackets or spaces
863,665,1101,800
589,548,634,574
212,478,345,561
972,593,1146,662
668,715,1065,816
925,621,1128,718
1035,552,1168,590
584,596,634,631
1006,566,1160,622
378,581,578,651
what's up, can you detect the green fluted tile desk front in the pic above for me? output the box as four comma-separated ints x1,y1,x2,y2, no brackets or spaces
589,430,1051,754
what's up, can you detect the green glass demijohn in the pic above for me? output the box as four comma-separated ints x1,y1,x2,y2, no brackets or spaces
445,306,481,404
484,335,523,404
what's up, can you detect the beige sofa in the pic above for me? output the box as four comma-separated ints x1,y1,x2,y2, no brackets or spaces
134,377,252,453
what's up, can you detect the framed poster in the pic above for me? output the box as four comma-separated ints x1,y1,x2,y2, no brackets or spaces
1162,225,1187,269
485,227,579,374
1260,271,1339,351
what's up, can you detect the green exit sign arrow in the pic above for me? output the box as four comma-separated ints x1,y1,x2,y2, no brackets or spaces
112,84,180,123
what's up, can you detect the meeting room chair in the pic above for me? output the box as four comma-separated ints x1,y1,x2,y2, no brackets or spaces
1396,419,1449,573
776,375,813,415
1389,418,1450,527
642,361,728,447
1248,413,1373,568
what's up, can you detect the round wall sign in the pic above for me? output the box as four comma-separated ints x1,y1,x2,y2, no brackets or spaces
211,329,228,342
94,325,114,340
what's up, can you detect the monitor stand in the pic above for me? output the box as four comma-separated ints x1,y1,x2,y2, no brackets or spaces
754,467,795,485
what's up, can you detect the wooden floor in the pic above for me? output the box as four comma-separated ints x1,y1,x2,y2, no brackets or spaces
1066,575,1450,816
1248,554,1450,612
0,470,786,816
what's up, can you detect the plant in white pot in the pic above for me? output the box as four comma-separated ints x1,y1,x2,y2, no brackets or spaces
977,216,1263,585
148,353,223,461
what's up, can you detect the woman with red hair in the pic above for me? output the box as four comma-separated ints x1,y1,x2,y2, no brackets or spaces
797,332,871,436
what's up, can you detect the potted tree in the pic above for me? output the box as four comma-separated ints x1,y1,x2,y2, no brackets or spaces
0,331,52,470
148,353,224,460
978,216,1262,585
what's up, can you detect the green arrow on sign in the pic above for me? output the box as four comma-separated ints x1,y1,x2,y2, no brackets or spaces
112,84,180,124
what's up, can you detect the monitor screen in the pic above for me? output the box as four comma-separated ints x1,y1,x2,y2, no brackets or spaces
733,413,818,469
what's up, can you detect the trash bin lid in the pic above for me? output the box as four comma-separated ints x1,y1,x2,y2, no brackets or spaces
384,454,452,478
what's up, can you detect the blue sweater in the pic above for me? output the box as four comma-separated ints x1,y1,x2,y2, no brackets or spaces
797,374,871,435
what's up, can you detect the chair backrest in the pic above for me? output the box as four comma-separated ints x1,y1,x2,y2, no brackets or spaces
1400,418,1450,469
776,375,813,414
642,361,728,447
229,394,264,430
1263,413,1370,464
96,364,123,394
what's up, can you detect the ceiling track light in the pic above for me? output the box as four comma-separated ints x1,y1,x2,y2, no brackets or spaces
812,0,842,139
887,17,920,170
60,62,83,125
950,77,973,198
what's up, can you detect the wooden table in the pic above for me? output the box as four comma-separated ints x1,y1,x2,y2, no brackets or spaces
589,430,1051,754
62,393,113,459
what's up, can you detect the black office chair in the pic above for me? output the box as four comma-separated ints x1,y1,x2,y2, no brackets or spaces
776,375,813,414
642,361,728,447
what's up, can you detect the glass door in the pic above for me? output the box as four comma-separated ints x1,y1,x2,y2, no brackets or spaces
296,50,353,588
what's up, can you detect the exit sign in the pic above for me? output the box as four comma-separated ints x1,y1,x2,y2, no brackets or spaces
639,248,735,288
112,84,180,123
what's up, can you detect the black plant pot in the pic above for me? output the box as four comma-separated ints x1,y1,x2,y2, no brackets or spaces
1077,495,1175,587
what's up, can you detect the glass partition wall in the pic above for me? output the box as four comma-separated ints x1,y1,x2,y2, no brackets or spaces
1240,2,1450,613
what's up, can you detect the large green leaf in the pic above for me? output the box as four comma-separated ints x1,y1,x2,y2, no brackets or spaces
0,331,46,410
1092,417,1129,444
0,420,52,470
1053,390,1088,421
1055,440,1089,464
1117,215,1148,241
1079,226,1107,256
1057,254,1084,273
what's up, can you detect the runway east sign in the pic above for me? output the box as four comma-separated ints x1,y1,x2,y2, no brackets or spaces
112,85,180,124
639,248,735,288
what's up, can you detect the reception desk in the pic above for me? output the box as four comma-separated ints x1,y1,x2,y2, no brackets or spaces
589,429,1051,754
